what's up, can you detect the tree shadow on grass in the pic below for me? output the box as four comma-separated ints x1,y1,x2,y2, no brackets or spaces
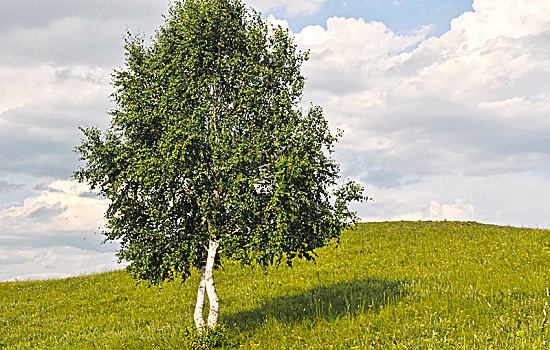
223,277,409,333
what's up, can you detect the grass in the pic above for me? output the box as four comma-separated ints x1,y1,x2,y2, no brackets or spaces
1,221,549,349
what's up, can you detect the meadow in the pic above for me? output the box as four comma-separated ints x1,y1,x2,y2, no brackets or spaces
1,221,549,349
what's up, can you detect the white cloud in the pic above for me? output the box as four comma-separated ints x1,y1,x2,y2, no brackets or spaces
0,180,121,281
389,198,475,222
428,199,475,221
0,180,107,237
457,0,550,44
246,0,327,16
0,1,167,181
265,15,291,32
0,64,110,115
292,0,550,183
0,64,112,178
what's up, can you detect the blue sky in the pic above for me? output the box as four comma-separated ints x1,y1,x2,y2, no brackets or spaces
0,0,549,281
268,0,474,36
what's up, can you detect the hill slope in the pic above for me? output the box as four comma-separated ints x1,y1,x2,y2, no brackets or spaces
1,221,549,349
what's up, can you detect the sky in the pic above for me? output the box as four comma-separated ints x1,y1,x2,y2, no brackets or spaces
0,0,549,281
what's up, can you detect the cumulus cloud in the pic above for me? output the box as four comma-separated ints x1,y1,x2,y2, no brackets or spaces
297,18,433,96
428,199,475,221
292,0,550,186
0,179,122,281
0,180,107,237
391,198,475,222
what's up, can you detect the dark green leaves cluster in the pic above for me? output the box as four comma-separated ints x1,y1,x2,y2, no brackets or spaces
74,0,366,284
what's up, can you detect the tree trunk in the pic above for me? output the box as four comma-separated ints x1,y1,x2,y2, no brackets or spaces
193,267,206,332
205,240,220,328
193,240,220,332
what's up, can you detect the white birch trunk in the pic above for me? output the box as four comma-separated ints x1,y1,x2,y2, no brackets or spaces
193,240,221,332
193,268,207,332
205,240,220,329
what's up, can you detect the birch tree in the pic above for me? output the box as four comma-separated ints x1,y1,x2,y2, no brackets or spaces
74,0,366,332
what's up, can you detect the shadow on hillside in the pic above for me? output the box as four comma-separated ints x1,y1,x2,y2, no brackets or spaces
223,277,409,333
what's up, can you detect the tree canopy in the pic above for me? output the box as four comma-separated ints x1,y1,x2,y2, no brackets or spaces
74,0,366,287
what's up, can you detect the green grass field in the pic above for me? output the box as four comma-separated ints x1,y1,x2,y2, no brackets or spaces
1,221,549,349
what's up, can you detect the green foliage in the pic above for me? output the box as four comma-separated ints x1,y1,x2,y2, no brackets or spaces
73,0,365,285
2,222,550,349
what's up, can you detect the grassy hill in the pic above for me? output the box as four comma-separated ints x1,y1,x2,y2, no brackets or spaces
1,221,549,349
